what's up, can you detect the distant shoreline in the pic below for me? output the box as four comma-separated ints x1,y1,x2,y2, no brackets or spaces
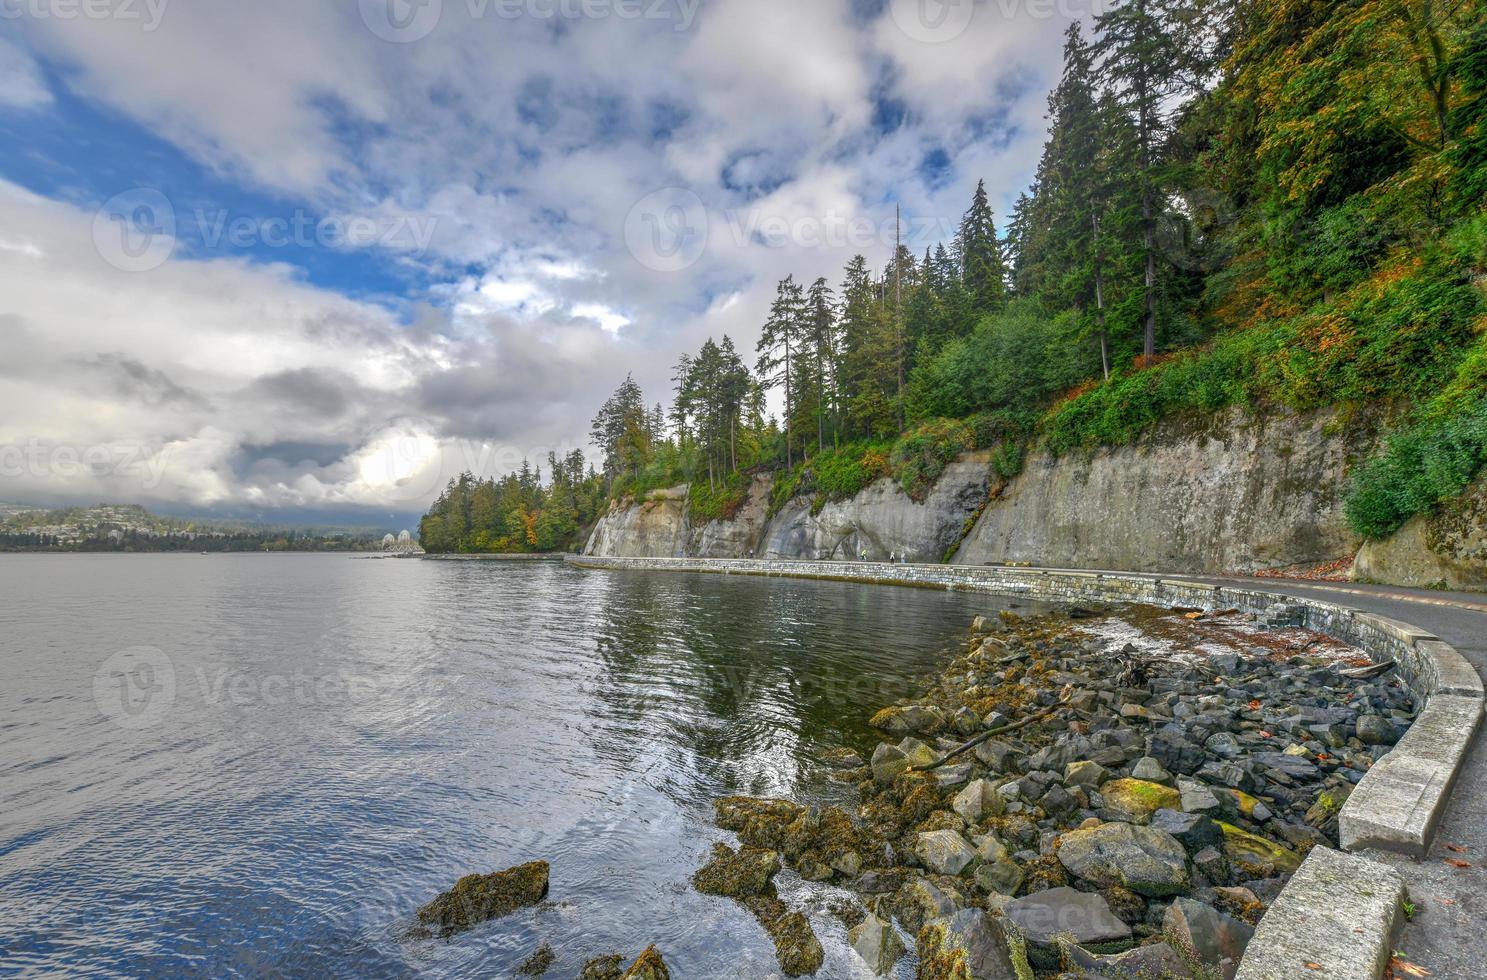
419,556,568,562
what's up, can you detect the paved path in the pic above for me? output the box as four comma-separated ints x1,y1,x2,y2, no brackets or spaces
1059,570,1487,977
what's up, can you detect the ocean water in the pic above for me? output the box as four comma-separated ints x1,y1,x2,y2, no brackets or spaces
0,554,1035,978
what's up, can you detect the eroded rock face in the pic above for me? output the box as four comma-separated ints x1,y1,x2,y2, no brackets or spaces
954,407,1375,574
415,861,550,938
1354,473,1487,591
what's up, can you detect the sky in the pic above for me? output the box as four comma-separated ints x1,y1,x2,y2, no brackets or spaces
0,0,1096,524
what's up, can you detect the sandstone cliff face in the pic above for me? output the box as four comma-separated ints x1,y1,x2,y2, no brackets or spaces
761,454,993,561
582,408,1485,589
584,485,690,558
583,458,992,562
955,409,1368,573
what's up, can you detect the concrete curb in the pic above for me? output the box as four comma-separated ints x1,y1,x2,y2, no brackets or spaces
566,556,1485,978
1234,846,1406,980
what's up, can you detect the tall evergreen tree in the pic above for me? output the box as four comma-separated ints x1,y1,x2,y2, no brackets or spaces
957,179,1009,317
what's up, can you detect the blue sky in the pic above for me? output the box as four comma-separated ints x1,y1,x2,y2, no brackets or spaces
0,0,1085,518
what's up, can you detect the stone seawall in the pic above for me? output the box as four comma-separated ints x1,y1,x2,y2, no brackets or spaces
567,555,1484,979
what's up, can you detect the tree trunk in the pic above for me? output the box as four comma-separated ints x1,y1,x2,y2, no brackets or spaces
1093,214,1109,381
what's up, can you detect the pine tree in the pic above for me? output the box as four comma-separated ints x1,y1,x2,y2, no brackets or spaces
757,276,807,467
957,179,1009,317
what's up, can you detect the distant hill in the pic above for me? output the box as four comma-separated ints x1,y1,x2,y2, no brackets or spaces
0,503,402,553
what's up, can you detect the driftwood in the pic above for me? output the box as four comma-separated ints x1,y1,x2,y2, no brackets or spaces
1340,659,1397,680
911,689,1075,774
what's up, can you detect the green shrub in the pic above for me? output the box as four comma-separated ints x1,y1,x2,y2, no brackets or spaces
1345,398,1487,539
689,473,750,523
891,419,974,501
813,443,891,502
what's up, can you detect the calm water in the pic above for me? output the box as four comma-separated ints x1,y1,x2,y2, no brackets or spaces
0,555,1035,978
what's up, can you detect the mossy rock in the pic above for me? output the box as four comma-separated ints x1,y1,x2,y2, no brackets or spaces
1219,822,1303,875
692,843,781,898
579,954,626,980
742,895,824,977
415,860,550,938
620,945,670,980
1100,779,1181,824
714,797,806,850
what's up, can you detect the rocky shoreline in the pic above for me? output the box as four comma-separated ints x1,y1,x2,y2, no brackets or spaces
690,606,1417,978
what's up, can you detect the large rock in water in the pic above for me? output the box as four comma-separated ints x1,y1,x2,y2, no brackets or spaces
917,909,1021,980
1005,887,1132,946
871,744,911,785
691,844,781,898
743,895,824,977
915,830,978,876
415,860,550,937
870,704,944,736
620,945,670,980
1057,823,1191,896
1164,897,1254,980
848,912,905,975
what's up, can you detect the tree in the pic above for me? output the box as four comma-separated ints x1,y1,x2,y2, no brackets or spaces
591,374,650,483
1094,0,1209,365
804,277,838,452
757,276,806,467
957,179,1009,317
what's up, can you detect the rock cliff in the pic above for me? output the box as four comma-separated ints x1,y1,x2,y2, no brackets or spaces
583,408,1485,588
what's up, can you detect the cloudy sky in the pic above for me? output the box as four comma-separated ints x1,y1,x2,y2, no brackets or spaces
0,0,1089,523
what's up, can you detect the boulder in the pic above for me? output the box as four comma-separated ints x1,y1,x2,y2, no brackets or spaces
1060,939,1194,979
1065,760,1112,789
1005,886,1132,946
714,797,806,848
691,844,781,898
1149,809,1224,855
915,830,978,876
1056,822,1191,897
974,739,1024,772
870,704,944,736
1148,730,1207,774
1178,778,1222,815
1357,715,1400,746
620,946,670,980
1131,756,1174,786
871,744,911,786
917,909,1020,980
973,857,1025,896
741,896,823,978
1164,897,1255,980
848,913,905,975
1099,778,1181,823
579,954,626,980
953,779,1004,822
1219,823,1302,875
820,746,865,769
891,879,962,933
415,860,550,938
897,737,940,768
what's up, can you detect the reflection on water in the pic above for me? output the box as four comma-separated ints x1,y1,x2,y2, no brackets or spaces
0,555,1040,977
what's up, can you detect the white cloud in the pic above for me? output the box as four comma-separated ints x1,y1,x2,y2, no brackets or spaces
0,0,1084,513
0,35,52,108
